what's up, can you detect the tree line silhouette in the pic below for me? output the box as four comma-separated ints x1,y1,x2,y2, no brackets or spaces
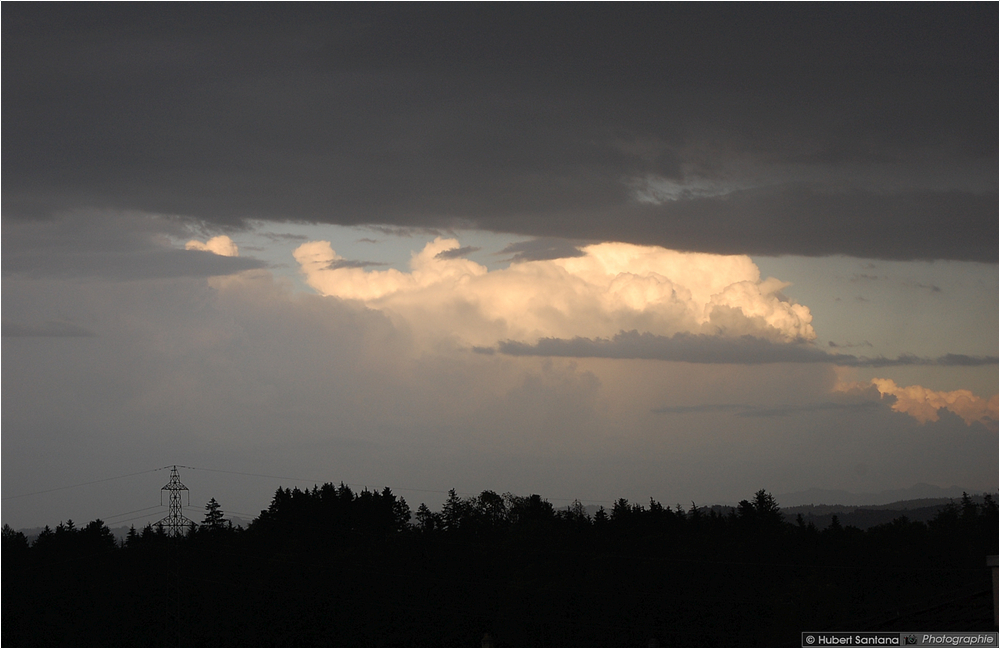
3,486,996,646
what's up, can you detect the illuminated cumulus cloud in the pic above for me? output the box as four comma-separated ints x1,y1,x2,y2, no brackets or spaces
837,377,999,426
294,238,815,347
186,235,239,257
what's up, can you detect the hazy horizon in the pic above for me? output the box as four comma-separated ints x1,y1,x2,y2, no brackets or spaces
5,465,996,532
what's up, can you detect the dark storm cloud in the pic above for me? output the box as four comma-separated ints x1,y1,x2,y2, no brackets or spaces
435,246,481,260
828,340,873,349
1,213,268,280
2,244,268,281
931,354,1000,367
256,232,311,244
495,331,857,364
497,238,587,263
491,330,999,367
854,354,999,368
4,4,996,260
325,259,389,270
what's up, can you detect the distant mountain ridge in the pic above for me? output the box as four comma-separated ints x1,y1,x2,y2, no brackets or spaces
558,484,998,532
784,495,997,530
774,482,979,508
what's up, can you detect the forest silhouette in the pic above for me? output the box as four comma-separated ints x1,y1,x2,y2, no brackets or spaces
3,485,997,647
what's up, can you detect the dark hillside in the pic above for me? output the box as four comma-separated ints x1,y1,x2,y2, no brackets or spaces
782,494,998,530
4,488,996,647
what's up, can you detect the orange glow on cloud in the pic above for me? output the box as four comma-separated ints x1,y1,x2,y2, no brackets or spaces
836,376,999,425
293,238,815,347
186,235,239,257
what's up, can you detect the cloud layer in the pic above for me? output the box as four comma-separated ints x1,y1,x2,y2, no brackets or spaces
494,331,998,368
2,212,266,280
294,239,816,347
5,5,995,261
835,378,999,426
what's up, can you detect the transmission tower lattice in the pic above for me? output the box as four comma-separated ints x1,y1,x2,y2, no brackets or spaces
157,465,192,536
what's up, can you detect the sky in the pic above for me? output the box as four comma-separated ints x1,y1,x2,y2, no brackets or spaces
2,5,997,530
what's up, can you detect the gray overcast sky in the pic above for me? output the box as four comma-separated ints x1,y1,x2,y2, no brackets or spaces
5,4,996,259
3,5,996,529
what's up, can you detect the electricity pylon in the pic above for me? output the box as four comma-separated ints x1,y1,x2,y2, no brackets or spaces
157,465,192,536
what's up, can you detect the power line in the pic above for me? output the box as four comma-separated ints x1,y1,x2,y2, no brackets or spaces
103,504,164,519
4,463,617,510
182,465,617,505
101,505,165,523
106,512,170,526
2,467,170,500
184,465,489,501
223,510,260,519
182,466,332,485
